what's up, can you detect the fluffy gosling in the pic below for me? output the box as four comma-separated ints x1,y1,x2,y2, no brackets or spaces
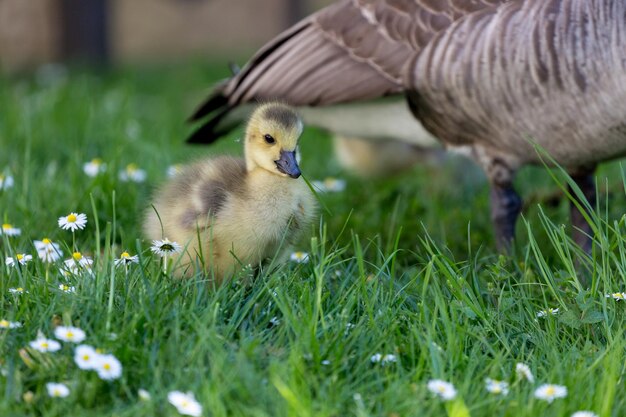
144,103,316,281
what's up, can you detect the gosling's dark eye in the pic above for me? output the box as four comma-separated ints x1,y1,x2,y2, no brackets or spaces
264,134,276,144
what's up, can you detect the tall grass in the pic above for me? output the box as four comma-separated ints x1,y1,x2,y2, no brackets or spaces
1,63,625,416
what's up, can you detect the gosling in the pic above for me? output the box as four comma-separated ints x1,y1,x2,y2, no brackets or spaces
144,103,316,281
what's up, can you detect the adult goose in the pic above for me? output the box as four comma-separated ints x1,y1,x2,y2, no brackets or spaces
188,0,626,250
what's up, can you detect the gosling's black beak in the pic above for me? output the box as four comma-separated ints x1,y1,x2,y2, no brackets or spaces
275,150,301,179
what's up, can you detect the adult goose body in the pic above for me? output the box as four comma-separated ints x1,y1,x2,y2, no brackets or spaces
189,0,626,250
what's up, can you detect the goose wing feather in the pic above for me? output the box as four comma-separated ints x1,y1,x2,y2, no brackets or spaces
188,0,504,143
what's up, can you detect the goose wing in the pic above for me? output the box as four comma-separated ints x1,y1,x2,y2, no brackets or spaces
188,0,504,143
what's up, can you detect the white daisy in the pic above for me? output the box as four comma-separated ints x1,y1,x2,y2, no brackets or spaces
0,319,22,329
8,287,27,295
381,354,397,365
119,163,147,183
6,254,33,267
58,212,87,231
167,165,182,178
485,378,509,396
74,344,99,370
289,251,309,263
63,252,93,274
29,337,61,353
83,158,106,177
0,174,14,190
1,223,21,236
534,384,568,403
54,326,86,343
58,284,76,293
571,412,598,417
312,177,347,193
34,238,64,262
168,391,203,417
370,353,383,363
95,353,122,380
537,308,559,318
114,251,139,266
46,382,70,398
515,363,534,383
605,292,626,301
138,388,151,401
150,239,182,257
427,379,457,401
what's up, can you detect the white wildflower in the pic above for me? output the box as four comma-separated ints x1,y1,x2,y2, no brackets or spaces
8,287,27,295
312,177,346,193
95,353,123,380
58,212,87,231
515,363,534,383
0,319,21,329
427,379,457,401
34,238,63,262
534,384,567,403
537,308,559,318
138,388,151,401
54,326,86,343
58,284,76,293
485,378,509,396
29,337,61,353
0,174,14,190
1,223,21,236
606,292,626,301
571,412,598,417
74,345,99,370
115,251,139,266
6,254,33,267
46,382,70,398
168,391,203,416
119,163,146,183
83,158,106,177
289,251,309,263
150,239,182,257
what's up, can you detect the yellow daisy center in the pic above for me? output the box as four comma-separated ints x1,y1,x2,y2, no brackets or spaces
16,254,24,261
545,386,555,395
0,319,9,327
127,163,138,172
2,223,11,230
16,287,23,292
91,158,102,165
61,285,69,291
67,214,77,223
66,331,74,339
41,342,49,348
121,251,130,258
82,354,90,361
103,363,111,370
73,252,83,261
42,238,51,244
437,386,445,392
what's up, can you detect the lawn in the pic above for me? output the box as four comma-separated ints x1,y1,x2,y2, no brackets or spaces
1,61,626,417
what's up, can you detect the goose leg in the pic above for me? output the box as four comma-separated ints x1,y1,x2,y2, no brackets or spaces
479,156,522,251
490,181,522,251
569,167,596,252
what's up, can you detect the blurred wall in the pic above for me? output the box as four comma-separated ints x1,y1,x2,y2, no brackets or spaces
0,0,60,72
0,0,333,72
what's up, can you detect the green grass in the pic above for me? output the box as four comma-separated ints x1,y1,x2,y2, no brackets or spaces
1,61,626,416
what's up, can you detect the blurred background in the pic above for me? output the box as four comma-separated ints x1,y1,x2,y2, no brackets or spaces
0,0,331,72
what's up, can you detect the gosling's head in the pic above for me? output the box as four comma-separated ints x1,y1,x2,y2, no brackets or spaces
244,103,303,178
